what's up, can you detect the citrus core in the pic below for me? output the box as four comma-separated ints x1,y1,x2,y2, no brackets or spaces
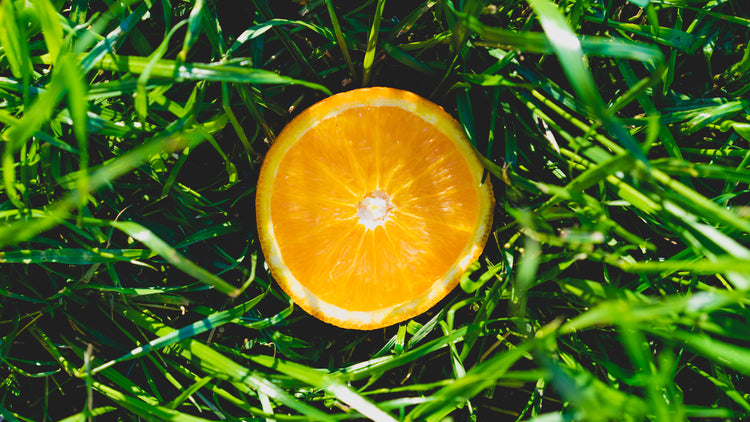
256,87,494,329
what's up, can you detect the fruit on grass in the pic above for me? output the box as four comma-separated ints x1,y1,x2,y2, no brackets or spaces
256,87,494,330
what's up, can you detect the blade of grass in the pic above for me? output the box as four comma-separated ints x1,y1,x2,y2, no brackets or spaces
178,0,204,62
93,381,215,422
362,0,386,86
325,0,357,80
81,53,332,95
0,129,204,248
407,339,535,421
0,248,155,265
0,0,32,104
115,302,335,420
526,0,649,164
136,20,189,123
31,0,64,65
109,221,241,297
92,290,268,374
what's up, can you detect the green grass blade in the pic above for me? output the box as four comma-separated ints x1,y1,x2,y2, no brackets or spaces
31,0,64,65
110,221,241,297
92,291,267,373
0,248,155,265
407,339,534,421
0,131,201,248
78,2,149,72
93,381,215,422
57,407,118,422
0,0,32,90
325,0,357,80
178,0,204,62
246,355,399,421
657,329,750,376
362,0,386,86
115,303,335,420
136,20,189,122
84,53,331,95
526,0,649,164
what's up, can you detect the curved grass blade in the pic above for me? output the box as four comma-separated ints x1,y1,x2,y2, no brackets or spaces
526,0,649,164
406,339,535,421
116,303,334,420
0,248,155,265
362,0,387,86
78,2,150,72
654,329,750,377
57,407,118,422
326,0,357,79
136,20,189,122
0,131,201,248
178,0,204,62
458,11,663,63
85,53,331,95
0,0,32,101
92,290,267,374
383,42,437,75
110,221,241,297
245,356,399,422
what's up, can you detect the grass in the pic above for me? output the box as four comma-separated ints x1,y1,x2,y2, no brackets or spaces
1,0,750,420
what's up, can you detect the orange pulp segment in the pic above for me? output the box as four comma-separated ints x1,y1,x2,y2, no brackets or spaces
256,87,494,329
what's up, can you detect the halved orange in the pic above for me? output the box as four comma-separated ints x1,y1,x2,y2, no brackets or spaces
256,87,494,330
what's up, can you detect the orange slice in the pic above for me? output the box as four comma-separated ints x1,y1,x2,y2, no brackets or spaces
256,87,494,329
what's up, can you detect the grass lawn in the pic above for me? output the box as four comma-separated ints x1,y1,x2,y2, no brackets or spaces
2,0,750,420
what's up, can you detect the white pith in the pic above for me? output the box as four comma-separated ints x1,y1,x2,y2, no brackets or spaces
356,190,395,230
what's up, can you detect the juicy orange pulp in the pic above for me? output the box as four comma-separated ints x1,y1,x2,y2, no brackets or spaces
256,87,494,329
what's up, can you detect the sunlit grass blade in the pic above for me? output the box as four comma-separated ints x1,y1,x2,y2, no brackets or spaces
362,0,386,86
136,20,189,122
225,18,336,60
243,354,400,421
527,0,649,164
57,407,118,422
407,339,534,421
0,248,155,265
31,0,64,65
92,290,268,374
93,381,214,422
177,0,204,62
115,303,335,420
0,0,32,98
77,2,149,72
0,131,201,248
110,221,241,297
82,53,332,95
325,0,356,80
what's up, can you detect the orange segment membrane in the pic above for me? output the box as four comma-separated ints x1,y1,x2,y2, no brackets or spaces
270,106,480,312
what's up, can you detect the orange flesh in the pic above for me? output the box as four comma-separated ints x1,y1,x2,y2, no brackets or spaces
269,106,479,312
